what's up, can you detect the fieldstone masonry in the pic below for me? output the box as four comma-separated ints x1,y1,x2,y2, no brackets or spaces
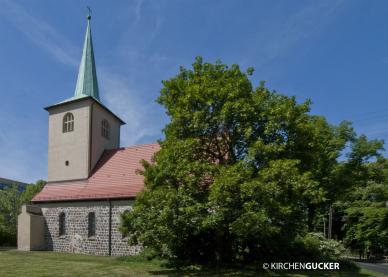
37,199,141,256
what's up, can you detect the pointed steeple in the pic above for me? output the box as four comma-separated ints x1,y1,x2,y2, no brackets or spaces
74,14,100,101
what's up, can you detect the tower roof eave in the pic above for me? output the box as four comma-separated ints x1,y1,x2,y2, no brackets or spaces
44,95,126,125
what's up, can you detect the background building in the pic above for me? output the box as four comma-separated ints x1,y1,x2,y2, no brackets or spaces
0,177,28,192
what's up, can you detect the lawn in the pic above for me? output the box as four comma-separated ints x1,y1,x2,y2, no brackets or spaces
0,250,384,277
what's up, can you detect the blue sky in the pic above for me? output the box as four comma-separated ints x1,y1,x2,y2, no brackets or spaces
1,0,388,183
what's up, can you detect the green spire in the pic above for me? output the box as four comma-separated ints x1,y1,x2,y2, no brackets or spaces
74,14,100,101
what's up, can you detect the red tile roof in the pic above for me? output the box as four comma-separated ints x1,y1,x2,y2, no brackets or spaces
32,143,160,202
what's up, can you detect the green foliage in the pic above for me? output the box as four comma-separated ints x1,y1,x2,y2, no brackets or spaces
0,184,21,246
298,233,346,260
331,135,387,255
341,181,388,254
20,180,46,205
205,160,323,261
0,180,46,246
332,136,384,197
121,57,360,263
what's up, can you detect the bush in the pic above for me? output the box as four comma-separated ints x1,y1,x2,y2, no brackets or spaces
297,232,346,260
0,227,17,246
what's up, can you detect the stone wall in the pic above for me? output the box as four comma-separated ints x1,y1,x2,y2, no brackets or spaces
37,200,141,256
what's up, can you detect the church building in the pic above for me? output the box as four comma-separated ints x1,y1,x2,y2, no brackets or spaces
17,15,159,256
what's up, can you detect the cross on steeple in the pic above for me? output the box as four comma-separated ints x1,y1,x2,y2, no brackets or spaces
87,6,92,20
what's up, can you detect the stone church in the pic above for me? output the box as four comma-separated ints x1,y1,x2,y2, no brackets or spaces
17,15,159,256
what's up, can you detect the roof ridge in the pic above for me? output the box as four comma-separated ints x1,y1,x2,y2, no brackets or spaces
104,142,160,152
121,142,159,149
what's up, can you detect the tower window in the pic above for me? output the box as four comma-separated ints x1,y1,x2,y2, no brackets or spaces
101,119,110,139
65,161,69,166
88,212,96,237
63,113,74,133
59,212,66,236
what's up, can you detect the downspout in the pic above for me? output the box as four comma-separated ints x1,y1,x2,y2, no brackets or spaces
108,199,112,256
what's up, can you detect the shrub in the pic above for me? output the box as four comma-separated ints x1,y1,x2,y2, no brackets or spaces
298,232,346,260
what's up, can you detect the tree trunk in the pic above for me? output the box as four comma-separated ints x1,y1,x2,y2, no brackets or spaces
307,205,316,231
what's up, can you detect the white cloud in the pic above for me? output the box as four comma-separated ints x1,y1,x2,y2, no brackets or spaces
0,0,79,67
242,1,345,69
99,69,162,146
134,0,145,23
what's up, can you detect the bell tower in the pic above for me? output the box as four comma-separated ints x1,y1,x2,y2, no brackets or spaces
46,15,125,182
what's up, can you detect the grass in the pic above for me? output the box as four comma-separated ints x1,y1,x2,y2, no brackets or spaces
0,249,384,277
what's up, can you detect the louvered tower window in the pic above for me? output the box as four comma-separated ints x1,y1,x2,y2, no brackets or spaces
101,119,110,139
63,113,74,133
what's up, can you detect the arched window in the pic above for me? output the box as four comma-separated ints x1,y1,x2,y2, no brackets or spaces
59,212,66,236
101,119,110,139
88,212,96,237
63,113,74,133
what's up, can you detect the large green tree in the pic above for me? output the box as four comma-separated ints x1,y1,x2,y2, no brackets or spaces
334,143,387,255
316,134,385,239
341,181,388,254
122,58,357,263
